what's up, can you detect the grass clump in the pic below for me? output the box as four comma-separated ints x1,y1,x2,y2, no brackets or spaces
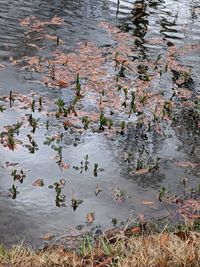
0,221,200,267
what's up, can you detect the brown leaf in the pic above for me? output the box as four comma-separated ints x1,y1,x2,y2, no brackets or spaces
56,79,68,88
0,64,5,69
135,168,149,174
86,212,95,224
40,233,55,240
59,179,66,186
131,226,141,234
32,178,44,187
142,200,153,205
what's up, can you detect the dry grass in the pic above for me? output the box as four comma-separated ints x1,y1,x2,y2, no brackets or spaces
0,231,200,267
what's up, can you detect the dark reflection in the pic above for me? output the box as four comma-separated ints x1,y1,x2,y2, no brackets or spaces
118,123,166,188
172,108,200,159
131,1,149,59
160,16,180,40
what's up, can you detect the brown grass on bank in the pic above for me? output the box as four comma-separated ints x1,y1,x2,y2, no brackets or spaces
0,231,200,267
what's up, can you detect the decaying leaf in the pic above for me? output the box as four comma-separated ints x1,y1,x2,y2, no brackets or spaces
86,212,95,224
0,64,5,70
142,200,153,205
32,178,44,187
131,226,141,234
40,233,55,241
59,179,66,186
135,168,149,175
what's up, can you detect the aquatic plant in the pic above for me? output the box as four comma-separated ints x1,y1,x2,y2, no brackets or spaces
45,119,49,130
38,96,43,111
54,182,65,207
73,154,89,173
75,73,81,97
154,54,162,70
124,152,132,163
120,121,126,135
113,187,125,202
137,64,150,81
165,63,168,72
182,70,192,84
71,192,83,211
107,118,113,129
136,159,143,171
99,111,108,130
114,51,120,69
158,186,167,202
118,61,126,77
7,133,15,150
57,36,60,46
0,121,23,150
163,101,173,118
26,134,38,153
95,185,102,196
31,99,35,112
123,88,128,97
11,169,26,183
93,163,99,177
55,98,65,115
82,116,90,130
117,84,122,91
9,184,18,199
28,115,39,134
0,105,5,112
50,63,55,80
9,90,14,108
139,95,148,106
129,91,136,115
111,218,117,226
149,157,160,172
53,145,63,169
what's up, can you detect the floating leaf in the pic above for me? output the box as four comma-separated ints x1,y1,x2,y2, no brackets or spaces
40,233,55,241
59,179,66,186
86,212,95,224
142,200,153,205
32,178,44,187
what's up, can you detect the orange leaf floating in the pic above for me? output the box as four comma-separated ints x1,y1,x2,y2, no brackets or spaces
175,161,199,168
62,163,70,170
135,168,149,175
86,212,95,224
142,200,154,205
0,64,5,69
40,233,55,241
56,79,68,88
32,179,44,187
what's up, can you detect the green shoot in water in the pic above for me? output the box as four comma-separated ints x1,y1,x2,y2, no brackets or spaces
99,111,108,130
82,116,90,130
76,73,81,97
9,184,18,199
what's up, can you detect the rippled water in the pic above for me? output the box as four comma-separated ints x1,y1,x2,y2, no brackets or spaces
0,0,200,246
